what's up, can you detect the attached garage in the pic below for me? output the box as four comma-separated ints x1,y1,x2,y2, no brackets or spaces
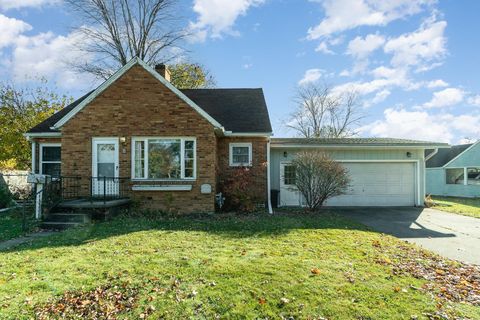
270,138,449,208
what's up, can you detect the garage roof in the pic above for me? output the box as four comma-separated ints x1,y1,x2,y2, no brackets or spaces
271,138,450,148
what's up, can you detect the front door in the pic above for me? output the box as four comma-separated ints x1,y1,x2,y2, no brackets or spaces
92,138,119,197
279,162,304,206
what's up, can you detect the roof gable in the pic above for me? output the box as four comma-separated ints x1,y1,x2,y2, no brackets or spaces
52,57,223,130
443,141,480,168
27,58,274,137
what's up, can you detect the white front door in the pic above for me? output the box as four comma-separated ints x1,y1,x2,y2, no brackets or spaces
279,162,304,206
92,138,119,196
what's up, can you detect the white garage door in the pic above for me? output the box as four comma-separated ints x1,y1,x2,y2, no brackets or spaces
280,162,416,207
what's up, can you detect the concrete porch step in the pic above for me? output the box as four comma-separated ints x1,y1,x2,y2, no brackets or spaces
44,213,91,224
40,221,84,230
41,212,91,230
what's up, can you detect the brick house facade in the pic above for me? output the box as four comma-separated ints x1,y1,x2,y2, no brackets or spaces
26,58,272,213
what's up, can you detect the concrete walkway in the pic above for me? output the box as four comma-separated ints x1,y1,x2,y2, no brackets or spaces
0,231,57,251
336,207,480,265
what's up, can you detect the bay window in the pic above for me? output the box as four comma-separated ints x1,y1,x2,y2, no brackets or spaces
132,138,196,180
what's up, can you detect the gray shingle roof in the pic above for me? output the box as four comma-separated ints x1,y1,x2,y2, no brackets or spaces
426,144,472,167
271,137,449,147
27,88,272,134
181,88,272,133
27,91,93,133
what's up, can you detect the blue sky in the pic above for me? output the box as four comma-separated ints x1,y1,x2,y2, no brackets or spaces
1,0,479,143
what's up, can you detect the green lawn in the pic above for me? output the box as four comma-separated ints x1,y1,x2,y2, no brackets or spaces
0,207,38,241
0,212,478,319
431,196,480,218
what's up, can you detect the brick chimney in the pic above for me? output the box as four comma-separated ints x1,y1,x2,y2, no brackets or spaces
155,64,171,82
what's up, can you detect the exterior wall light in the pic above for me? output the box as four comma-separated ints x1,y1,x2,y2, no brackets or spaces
283,151,288,158
120,137,126,144
406,152,412,158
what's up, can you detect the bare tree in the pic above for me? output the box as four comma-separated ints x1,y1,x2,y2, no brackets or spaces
291,151,350,211
287,83,363,138
65,0,186,79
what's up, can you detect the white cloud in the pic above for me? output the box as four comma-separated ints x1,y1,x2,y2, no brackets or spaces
189,0,265,42
468,95,480,107
11,31,96,89
458,138,476,145
422,87,464,108
346,33,385,59
299,68,324,85
315,41,334,54
334,66,414,96
0,14,31,48
307,0,435,40
359,108,454,142
0,0,59,10
426,79,448,88
384,17,447,70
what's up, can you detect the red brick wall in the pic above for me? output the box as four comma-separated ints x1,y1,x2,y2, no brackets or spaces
216,137,268,207
59,65,217,213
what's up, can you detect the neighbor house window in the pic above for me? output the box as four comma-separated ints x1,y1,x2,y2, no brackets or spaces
132,138,196,180
467,168,480,185
284,165,296,185
445,168,464,185
40,144,61,178
229,143,252,166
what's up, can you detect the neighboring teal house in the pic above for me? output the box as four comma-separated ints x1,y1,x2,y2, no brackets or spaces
426,141,480,197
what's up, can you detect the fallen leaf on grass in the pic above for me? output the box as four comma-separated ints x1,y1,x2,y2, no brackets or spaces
310,268,321,275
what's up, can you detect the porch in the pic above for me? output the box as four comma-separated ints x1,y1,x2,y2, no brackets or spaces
40,176,131,229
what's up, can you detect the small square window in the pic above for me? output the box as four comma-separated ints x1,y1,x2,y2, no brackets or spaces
229,143,252,167
467,168,480,185
446,168,464,185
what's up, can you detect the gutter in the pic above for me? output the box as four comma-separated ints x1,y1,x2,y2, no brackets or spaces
223,131,273,137
267,139,273,214
23,132,62,140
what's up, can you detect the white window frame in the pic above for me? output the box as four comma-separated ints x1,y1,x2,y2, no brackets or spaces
229,142,253,167
39,143,61,176
131,137,196,181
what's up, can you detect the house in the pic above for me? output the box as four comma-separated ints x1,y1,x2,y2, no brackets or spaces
25,57,449,214
426,141,480,198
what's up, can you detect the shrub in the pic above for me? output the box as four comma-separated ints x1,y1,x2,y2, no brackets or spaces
0,183,13,209
221,167,261,213
291,151,350,211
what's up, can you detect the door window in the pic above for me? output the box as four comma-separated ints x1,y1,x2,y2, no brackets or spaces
97,143,115,177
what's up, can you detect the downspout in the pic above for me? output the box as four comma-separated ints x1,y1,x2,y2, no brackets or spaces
267,139,273,214
425,148,438,162
423,148,438,205
31,141,36,174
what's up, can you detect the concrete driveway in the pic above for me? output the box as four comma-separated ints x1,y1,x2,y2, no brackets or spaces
336,207,480,265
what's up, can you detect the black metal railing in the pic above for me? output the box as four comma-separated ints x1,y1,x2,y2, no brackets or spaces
60,176,82,200
89,177,130,201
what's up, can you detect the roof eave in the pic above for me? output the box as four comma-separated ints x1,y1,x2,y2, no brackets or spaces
223,131,273,137
270,143,450,149
24,132,62,140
